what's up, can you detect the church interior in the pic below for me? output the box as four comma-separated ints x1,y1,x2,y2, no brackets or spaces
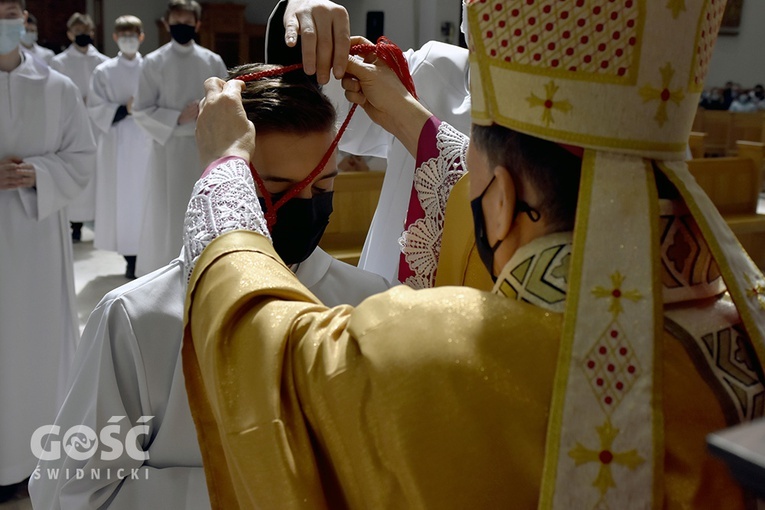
2,0,765,508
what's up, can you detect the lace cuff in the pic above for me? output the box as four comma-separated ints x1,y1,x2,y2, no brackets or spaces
398,121,469,289
183,157,270,280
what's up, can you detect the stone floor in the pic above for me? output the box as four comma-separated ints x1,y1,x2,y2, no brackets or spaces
69,225,132,333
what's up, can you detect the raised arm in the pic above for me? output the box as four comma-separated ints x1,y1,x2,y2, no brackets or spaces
342,57,469,287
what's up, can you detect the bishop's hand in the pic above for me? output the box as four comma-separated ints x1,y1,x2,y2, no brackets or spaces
196,78,256,167
342,47,433,158
184,78,268,281
284,0,350,84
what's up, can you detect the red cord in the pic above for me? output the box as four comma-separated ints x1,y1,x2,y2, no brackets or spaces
240,37,416,230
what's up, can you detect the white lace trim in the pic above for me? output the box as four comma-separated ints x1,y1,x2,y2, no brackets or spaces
399,122,468,289
183,157,270,280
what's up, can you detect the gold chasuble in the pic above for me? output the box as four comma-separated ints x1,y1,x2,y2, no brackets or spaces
184,227,749,509
184,231,564,509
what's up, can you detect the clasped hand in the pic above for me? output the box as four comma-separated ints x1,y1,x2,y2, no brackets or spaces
0,157,35,190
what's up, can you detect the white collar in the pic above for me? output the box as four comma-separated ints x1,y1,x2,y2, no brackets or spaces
170,39,195,54
118,52,142,66
67,44,96,58
294,247,333,289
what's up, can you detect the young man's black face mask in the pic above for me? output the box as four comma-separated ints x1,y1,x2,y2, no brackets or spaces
258,192,334,266
169,24,195,45
74,33,93,47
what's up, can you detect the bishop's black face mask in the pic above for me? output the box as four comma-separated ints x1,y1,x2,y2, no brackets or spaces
471,177,501,282
470,175,540,282
74,34,93,47
169,23,196,45
258,191,334,266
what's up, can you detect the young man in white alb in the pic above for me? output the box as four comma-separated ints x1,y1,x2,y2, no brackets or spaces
88,15,151,279
0,0,95,502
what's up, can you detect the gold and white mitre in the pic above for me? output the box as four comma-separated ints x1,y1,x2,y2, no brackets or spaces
466,0,765,508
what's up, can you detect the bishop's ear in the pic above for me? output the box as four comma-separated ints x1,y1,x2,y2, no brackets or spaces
487,165,516,245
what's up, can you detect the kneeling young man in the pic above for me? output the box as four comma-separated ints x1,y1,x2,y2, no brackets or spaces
28,64,390,510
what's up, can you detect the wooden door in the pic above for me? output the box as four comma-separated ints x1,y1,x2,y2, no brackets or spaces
26,0,88,54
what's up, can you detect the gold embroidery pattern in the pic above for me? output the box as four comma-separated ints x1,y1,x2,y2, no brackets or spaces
526,81,573,126
701,326,765,422
583,321,642,413
665,0,686,19
744,274,765,311
659,212,722,291
592,271,643,318
585,273,644,411
472,0,640,77
638,63,684,127
496,242,570,309
689,0,726,91
568,420,645,498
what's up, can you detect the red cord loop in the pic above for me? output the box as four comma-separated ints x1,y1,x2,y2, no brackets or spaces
238,37,416,231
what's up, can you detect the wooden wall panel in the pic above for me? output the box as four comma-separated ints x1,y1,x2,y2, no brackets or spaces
26,0,88,53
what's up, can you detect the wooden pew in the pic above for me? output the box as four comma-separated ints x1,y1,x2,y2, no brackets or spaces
737,140,765,191
687,141,765,269
699,110,734,156
319,171,384,266
728,112,765,155
691,109,765,156
688,131,707,159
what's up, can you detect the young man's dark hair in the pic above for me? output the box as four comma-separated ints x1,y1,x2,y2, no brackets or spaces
165,0,201,23
470,123,581,233
229,63,337,136
66,12,94,30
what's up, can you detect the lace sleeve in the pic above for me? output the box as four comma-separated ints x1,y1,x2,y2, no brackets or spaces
398,121,469,289
183,157,270,280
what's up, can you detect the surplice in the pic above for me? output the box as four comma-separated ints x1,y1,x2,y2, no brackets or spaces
0,53,96,485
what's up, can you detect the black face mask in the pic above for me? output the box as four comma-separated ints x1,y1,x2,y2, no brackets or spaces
471,177,501,282
74,34,93,47
258,192,333,266
169,23,196,45
470,176,540,282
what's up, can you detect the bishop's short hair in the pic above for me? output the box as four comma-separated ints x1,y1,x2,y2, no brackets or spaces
471,124,582,234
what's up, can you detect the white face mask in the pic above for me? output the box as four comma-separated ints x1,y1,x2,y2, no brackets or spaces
0,18,24,55
460,1,470,47
20,30,37,46
117,35,140,56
